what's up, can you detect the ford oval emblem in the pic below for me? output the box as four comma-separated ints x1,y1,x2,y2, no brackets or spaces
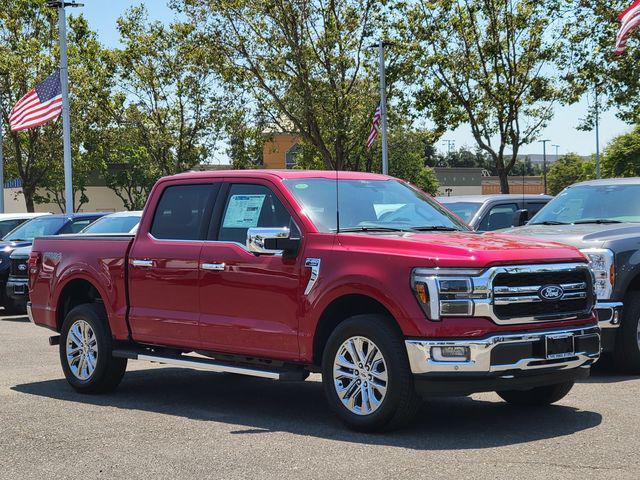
539,285,564,301
17,263,27,271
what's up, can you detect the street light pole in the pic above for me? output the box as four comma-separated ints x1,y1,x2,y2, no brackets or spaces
553,144,560,160
47,1,83,214
539,139,550,195
595,83,601,179
378,40,389,175
0,99,4,214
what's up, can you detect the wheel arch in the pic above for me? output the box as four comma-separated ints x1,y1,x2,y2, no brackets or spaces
55,277,108,332
311,293,403,366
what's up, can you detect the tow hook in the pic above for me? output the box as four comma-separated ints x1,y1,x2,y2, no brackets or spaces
49,335,60,346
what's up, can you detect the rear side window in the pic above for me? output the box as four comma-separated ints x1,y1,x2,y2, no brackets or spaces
525,202,548,218
150,184,213,240
478,203,518,231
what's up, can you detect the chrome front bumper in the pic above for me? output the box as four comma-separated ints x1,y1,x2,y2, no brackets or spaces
596,301,623,329
405,325,600,375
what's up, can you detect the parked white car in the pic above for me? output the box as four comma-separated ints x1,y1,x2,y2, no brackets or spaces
79,210,142,234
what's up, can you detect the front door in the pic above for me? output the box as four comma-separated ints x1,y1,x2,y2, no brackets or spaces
128,182,218,348
198,181,303,360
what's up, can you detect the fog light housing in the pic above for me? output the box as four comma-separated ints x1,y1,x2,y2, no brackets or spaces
431,346,471,362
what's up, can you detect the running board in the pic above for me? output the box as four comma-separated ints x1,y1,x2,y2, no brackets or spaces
112,349,307,381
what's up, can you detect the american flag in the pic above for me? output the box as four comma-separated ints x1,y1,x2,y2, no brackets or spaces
366,103,382,150
615,0,640,55
9,71,63,132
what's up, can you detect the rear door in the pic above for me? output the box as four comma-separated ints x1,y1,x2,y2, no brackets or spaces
198,180,303,359
128,181,218,348
59,216,103,234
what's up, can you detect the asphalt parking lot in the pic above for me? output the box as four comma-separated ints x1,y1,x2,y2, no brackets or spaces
1,315,639,480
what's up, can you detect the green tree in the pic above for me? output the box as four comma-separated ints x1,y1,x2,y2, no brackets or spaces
111,5,225,178
602,126,640,178
175,0,392,171
0,1,109,211
401,0,578,193
547,153,595,195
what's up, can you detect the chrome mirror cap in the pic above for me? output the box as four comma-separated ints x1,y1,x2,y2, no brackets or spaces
247,227,290,254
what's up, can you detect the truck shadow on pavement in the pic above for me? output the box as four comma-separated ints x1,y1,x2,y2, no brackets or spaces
0,315,30,323
12,367,602,449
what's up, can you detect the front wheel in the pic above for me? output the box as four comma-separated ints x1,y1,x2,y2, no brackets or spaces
321,314,421,432
59,303,127,393
496,381,574,406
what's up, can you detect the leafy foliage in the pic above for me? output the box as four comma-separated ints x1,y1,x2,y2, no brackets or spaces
400,0,576,193
547,153,595,195
602,126,640,178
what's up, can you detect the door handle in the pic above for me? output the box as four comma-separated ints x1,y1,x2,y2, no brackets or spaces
132,259,154,268
201,262,226,271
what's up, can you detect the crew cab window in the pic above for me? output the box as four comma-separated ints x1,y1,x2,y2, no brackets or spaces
478,203,518,231
0,219,25,238
218,184,297,245
150,184,212,240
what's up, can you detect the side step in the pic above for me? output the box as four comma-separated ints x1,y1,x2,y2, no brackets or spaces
112,349,307,381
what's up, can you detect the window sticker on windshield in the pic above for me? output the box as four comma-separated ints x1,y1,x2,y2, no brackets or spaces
223,194,266,228
295,183,309,189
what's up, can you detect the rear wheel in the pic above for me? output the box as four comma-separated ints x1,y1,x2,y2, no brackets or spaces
59,303,127,393
321,314,420,432
497,381,574,406
614,295,640,374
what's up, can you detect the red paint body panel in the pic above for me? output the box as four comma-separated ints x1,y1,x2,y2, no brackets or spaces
29,170,597,366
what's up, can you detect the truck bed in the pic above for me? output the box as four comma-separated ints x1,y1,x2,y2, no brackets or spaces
29,234,135,339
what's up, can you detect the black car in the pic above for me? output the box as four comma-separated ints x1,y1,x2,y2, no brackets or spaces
500,178,640,373
2,213,107,314
437,194,552,231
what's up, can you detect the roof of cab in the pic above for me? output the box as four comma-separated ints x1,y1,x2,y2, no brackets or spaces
438,194,552,203
571,177,640,187
168,169,392,182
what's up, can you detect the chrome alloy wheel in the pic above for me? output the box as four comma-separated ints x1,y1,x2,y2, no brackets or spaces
66,319,98,381
333,336,388,416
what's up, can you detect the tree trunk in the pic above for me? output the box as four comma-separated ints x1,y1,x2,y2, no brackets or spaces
498,168,510,194
22,187,35,212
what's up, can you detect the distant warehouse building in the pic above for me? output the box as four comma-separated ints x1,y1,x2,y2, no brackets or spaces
434,168,483,196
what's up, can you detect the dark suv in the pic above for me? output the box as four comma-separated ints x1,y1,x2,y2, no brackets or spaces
500,178,640,372
438,194,552,231
2,213,106,314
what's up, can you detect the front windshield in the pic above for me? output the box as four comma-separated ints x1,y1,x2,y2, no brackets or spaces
3,216,66,242
82,215,140,234
284,178,468,232
531,184,640,225
438,201,482,223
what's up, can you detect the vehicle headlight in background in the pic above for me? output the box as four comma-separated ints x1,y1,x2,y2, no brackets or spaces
411,268,485,321
580,248,614,300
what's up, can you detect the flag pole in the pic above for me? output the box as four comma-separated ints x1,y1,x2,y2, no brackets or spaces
57,1,73,214
378,40,389,175
0,104,4,214
48,1,83,213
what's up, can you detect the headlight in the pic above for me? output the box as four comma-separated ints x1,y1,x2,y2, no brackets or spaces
411,268,485,321
581,248,614,300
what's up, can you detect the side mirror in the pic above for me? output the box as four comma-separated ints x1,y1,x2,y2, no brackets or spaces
246,227,300,256
514,209,529,226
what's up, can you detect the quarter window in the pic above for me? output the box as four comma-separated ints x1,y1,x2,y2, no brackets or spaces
150,184,213,240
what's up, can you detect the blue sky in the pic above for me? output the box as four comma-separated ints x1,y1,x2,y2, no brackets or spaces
81,0,631,158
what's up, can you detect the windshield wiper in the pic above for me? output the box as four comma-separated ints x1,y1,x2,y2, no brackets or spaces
529,221,569,225
410,226,459,232
338,226,411,233
7,238,28,242
573,219,623,225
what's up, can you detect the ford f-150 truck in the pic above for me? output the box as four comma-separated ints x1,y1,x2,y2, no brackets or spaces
28,170,600,431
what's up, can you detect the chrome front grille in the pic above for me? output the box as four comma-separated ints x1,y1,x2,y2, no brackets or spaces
493,282,588,305
10,258,29,278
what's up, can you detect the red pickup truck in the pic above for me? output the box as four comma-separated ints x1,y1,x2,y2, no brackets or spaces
28,170,600,431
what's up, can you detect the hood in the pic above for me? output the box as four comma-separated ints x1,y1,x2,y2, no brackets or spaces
496,222,640,249
337,231,586,268
10,245,33,258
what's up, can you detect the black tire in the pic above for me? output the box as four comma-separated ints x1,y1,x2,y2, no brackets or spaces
497,381,574,406
59,303,127,393
614,294,640,374
321,314,421,432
